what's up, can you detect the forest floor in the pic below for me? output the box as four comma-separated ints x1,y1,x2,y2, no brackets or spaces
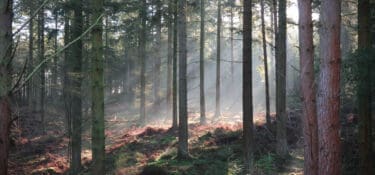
8,101,304,175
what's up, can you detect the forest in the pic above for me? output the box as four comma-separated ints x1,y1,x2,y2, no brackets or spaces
0,0,374,174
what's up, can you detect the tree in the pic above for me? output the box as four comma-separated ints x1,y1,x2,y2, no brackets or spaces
167,0,173,120
172,0,178,129
298,0,318,174
139,0,147,125
200,0,206,125
317,0,341,174
27,1,35,113
0,1,13,174
357,0,373,174
215,0,222,118
177,0,189,159
68,0,83,173
260,0,271,126
37,1,46,133
243,0,254,173
230,0,234,80
276,0,288,157
91,0,105,173
153,0,161,106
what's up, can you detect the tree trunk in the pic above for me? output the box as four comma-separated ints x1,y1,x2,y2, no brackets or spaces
63,9,72,155
358,0,373,174
167,0,173,119
28,4,34,113
243,0,254,173
37,3,45,133
177,0,189,159
139,0,147,125
260,0,271,126
298,0,319,174
230,0,234,81
199,0,206,125
91,0,105,173
0,1,12,174
317,0,341,174
215,0,222,118
172,0,178,129
153,0,161,106
276,0,288,157
69,0,83,173
52,10,58,102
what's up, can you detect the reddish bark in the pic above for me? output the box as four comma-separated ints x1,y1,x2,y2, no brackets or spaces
298,0,318,174
0,98,11,175
317,0,341,174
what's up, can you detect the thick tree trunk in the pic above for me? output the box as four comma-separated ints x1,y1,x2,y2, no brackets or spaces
260,0,271,126
215,0,222,118
172,0,178,129
91,0,105,173
357,0,373,174
298,0,319,174
199,0,206,125
139,0,147,125
243,0,254,173
317,0,341,174
276,0,288,157
177,0,189,159
0,1,12,174
69,0,83,173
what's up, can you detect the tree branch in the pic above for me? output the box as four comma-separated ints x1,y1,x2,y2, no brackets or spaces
11,13,105,94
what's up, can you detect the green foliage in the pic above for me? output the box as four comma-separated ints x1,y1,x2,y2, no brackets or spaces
254,153,277,175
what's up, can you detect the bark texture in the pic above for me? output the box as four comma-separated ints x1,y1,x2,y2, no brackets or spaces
200,0,206,125
243,0,254,173
177,0,189,159
91,0,105,173
0,1,12,174
276,0,288,157
298,0,318,174
317,0,341,174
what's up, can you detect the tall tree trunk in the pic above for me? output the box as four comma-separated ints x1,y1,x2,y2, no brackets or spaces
358,0,373,174
139,0,147,125
298,0,319,174
199,0,206,125
28,4,34,113
63,9,72,160
69,0,83,173
177,0,189,159
215,0,222,118
167,0,173,119
153,0,161,106
37,3,46,133
172,0,178,129
276,0,288,157
243,0,254,173
230,0,234,81
104,16,111,96
91,0,105,173
317,0,341,174
0,1,12,174
260,0,270,126
52,10,58,102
